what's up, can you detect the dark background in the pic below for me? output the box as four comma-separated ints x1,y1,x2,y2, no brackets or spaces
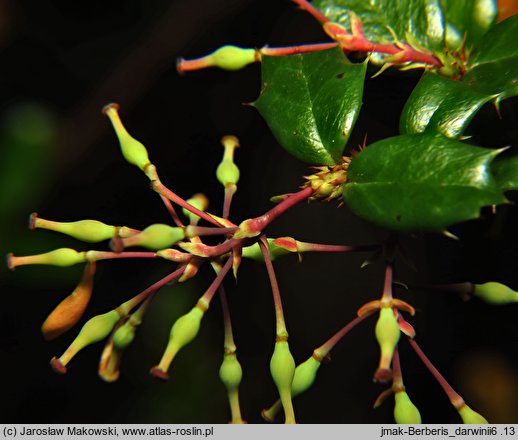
1,0,517,424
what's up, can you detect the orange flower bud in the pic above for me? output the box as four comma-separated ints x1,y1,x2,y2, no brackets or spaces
41,262,96,341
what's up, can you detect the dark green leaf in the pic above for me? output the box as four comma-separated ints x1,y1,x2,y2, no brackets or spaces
440,0,497,49
254,47,366,165
343,133,505,231
491,152,518,191
400,71,491,139
464,14,518,99
313,0,445,63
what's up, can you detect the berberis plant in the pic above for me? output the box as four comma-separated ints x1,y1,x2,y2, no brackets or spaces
7,0,518,424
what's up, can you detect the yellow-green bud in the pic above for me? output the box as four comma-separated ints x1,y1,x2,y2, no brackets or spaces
74,310,121,347
270,340,297,424
374,307,400,383
216,136,240,187
51,309,121,374
242,239,291,262
473,282,518,305
30,214,117,242
182,193,209,225
8,248,86,270
219,352,243,390
152,305,206,379
103,103,150,171
394,391,421,424
458,404,488,424
122,224,185,250
210,46,256,71
291,356,321,397
112,320,137,350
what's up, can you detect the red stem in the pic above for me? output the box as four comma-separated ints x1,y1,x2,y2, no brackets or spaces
381,264,393,302
259,235,287,336
120,265,187,313
200,256,233,305
249,187,314,235
160,195,184,227
291,0,330,23
407,338,464,408
87,251,158,261
317,311,375,355
152,181,223,227
260,42,338,57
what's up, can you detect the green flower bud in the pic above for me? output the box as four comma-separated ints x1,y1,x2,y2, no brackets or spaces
103,103,150,171
8,248,86,270
458,404,488,424
121,224,185,250
473,282,518,305
242,239,291,262
208,46,257,71
219,352,243,390
262,355,321,422
394,391,421,424
374,307,400,383
151,304,206,380
291,356,321,397
30,213,117,242
270,340,296,424
112,319,137,350
216,136,240,187
51,309,121,374
182,193,209,225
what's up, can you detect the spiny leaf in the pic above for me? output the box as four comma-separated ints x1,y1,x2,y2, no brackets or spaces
343,133,506,231
491,151,518,191
440,0,497,49
313,0,445,64
254,47,366,166
463,14,518,99
400,72,492,139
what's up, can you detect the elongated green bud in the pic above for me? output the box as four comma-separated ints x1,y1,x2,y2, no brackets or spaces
178,46,257,73
8,248,86,270
30,213,117,242
394,390,421,424
182,193,209,225
120,224,185,250
151,303,206,380
374,307,400,383
242,239,291,262
50,309,121,374
457,404,488,424
291,356,321,396
270,339,296,424
219,352,245,424
262,355,321,422
217,136,240,187
219,352,243,390
103,103,150,171
473,282,518,305
112,317,139,350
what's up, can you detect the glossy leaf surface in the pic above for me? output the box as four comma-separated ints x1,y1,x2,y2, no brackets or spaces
491,152,518,191
440,0,497,48
343,133,505,231
400,72,491,139
463,14,518,99
254,48,366,165
313,0,445,63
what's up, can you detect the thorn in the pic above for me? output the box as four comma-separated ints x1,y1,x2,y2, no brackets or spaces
441,230,459,240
